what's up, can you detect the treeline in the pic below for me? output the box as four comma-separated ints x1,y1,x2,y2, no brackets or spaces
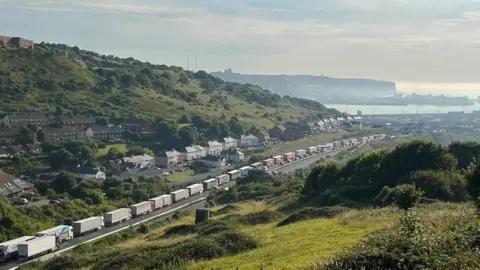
303,140,480,207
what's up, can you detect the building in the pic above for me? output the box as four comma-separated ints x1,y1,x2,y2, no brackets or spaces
0,147,8,159
53,166,106,180
72,126,94,140
0,35,34,49
25,144,42,154
184,146,199,161
251,129,270,145
0,128,19,144
199,156,227,169
7,146,25,155
155,149,184,168
60,116,96,126
221,149,245,164
240,135,259,147
0,170,31,198
115,166,163,180
222,136,237,150
92,126,123,139
121,117,151,131
123,154,155,168
206,140,223,156
195,145,207,158
316,120,326,131
329,118,338,126
268,125,286,140
44,127,76,141
3,113,47,127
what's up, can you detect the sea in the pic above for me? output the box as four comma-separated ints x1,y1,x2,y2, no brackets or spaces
325,103,480,115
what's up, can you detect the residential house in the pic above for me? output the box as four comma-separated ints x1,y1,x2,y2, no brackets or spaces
207,140,223,156
60,116,96,126
0,147,8,158
222,136,238,150
0,128,19,144
221,149,245,164
121,117,152,131
7,146,25,155
0,170,31,198
56,166,106,180
347,116,354,122
184,146,199,161
115,166,163,180
44,127,76,141
123,154,155,168
73,126,94,140
316,120,325,131
2,113,47,127
240,135,259,147
25,144,42,154
337,117,346,124
155,150,184,168
92,126,123,139
268,125,286,140
199,156,227,169
195,145,207,158
323,118,331,127
329,118,338,126
251,129,270,145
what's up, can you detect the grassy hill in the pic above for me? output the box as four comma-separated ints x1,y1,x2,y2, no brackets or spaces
0,44,339,128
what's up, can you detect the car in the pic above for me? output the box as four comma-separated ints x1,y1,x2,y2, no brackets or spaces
169,170,175,174
14,198,28,205
162,172,170,176
49,200,61,205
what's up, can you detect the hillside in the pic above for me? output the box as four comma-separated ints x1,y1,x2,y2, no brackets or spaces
211,69,397,99
0,44,339,129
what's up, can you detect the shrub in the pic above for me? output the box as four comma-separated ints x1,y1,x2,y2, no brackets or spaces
222,210,283,225
277,206,349,227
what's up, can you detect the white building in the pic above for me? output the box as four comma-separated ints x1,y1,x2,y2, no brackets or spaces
184,146,199,161
240,134,259,147
222,136,238,150
123,154,155,168
207,140,223,156
195,145,207,158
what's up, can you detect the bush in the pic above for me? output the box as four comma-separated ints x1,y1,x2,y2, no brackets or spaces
277,206,349,227
222,210,283,225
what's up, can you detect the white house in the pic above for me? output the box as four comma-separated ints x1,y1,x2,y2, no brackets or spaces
323,118,331,127
69,166,106,180
329,118,337,126
184,146,199,161
222,136,238,150
195,145,207,158
207,140,223,155
316,120,325,131
240,134,259,147
199,156,227,168
156,149,184,168
123,154,155,168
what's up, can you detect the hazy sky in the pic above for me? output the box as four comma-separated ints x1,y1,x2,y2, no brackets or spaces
2,0,480,89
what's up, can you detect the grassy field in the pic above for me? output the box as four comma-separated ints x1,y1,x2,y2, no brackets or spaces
166,170,195,182
96,143,128,157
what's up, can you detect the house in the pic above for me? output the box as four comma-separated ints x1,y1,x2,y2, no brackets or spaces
195,145,207,158
268,125,286,140
155,150,184,168
206,140,223,155
44,127,76,141
0,128,19,144
92,126,123,139
240,135,259,147
121,117,152,131
316,120,325,131
67,166,106,180
0,35,34,49
337,117,346,124
251,129,270,145
199,156,227,169
25,144,42,154
7,146,25,155
60,116,96,126
123,154,155,168
221,149,245,164
222,137,238,150
0,147,8,158
0,170,31,198
323,118,331,127
115,166,163,180
72,126,94,140
184,146,199,161
3,113,47,127
329,118,338,126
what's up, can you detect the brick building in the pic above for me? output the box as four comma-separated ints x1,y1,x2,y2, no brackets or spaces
0,35,34,49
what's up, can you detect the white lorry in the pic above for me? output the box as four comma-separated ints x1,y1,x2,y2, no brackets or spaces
150,196,165,210
170,189,189,203
203,178,219,190
35,225,73,244
159,194,172,206
18,236,57,260
216,174,229,185
73,216,104,237
104,208,132,227
0,236,35,261
186,184,203,196
131,201,153,217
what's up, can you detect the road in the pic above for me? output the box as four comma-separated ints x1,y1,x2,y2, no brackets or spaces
3,146,348,270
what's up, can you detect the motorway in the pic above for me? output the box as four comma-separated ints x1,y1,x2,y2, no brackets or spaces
3,147,346,270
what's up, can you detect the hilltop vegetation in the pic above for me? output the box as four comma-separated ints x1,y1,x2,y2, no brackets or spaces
0,44,338,128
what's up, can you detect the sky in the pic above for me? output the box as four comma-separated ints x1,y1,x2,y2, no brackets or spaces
2,0,480,93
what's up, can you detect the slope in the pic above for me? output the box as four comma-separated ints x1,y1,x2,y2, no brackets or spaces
0,43,339,128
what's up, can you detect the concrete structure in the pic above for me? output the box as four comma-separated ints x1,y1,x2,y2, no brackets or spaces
0,35,34,49
155,149,184,168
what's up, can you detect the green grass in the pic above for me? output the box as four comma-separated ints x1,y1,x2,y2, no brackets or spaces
96,144,128,157
166,170,195,182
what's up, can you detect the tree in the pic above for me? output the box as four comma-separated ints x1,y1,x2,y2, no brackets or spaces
36,129,45,142
107,147,124,160
178,114,191,124
136,74,151,87
73,145,95,165
120,74,135,87
178,126,198,147
391,184,424,212
467,163,480,212
16,126,35,145
11,155,30,173
191,115,209,130
448,141,480,170
51,172,77,193
49,148,78,169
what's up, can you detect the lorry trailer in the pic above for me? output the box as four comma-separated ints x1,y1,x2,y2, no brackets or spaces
104,208,131,227
307,146,318,154
283,152,295,161
18,236,57,260
35,225,73,244
239,166,252,176
186,184,203,196
131,201,154,217
73,216,104,237
0,236,35,261
272,155,284,164
263,158,275,167
250,162,263,169
159,194,172,206
295,149,307,157
203,178,219,190
215,174,229,185
171,189,189,202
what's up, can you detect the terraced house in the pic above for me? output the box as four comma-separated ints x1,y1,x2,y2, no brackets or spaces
155,149,184,168
92,126,123,139
2,113,47,127
44,127,76,141
0,170,31,198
